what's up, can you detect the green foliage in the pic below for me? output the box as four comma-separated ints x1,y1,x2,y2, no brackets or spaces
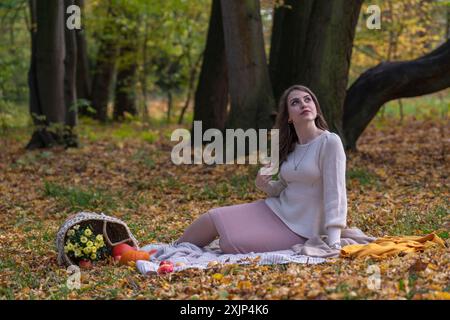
140,130,158,144
351,0,448,84
43,181,118,212
85,0,211,119
0,0,30,105
388,205,449,236
379,93,450,120
347,167,379,186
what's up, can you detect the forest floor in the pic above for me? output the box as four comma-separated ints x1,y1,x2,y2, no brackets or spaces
0,111,449,300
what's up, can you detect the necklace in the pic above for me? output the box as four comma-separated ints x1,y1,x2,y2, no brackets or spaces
293,144,311,170
293,130,326,170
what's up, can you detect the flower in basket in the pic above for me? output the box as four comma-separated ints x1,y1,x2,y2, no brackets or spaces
64,224,111,267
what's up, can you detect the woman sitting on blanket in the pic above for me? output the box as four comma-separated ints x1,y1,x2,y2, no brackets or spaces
175,84,347,254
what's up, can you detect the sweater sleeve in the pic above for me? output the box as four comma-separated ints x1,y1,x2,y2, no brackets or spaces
255,173,288,197
320,133,348,231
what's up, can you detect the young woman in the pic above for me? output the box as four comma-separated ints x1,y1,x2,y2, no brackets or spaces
175,85,347,253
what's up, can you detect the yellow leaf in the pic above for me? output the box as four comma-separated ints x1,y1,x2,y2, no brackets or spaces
212,273,223,281
237,280,252,290
432,291,450,300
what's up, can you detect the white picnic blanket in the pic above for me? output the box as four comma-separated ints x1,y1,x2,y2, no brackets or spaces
136,239,327,275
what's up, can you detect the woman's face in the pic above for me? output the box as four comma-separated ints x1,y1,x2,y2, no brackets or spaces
287,90,317,124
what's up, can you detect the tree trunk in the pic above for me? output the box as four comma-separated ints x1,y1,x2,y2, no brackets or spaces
269,0,314,104
166,91,173,124
192,0,229,135
91,1,118,122
113,61,138,120
26,0,70,149
221,0,275,130
141,15,150,121
178,50,204,125
64,0,78,147
343,40,450,150
269,0,363,141
75,0,92,116
113,7,139,121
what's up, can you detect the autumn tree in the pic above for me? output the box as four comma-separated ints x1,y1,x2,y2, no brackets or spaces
90,0,119,122
113,3,140,120
269,0,363,141
221,0,275,131
193,0,275,138
344,0,450,149
75,0,92,116
192,0,229,132
26,0,78,149
269,0,449,150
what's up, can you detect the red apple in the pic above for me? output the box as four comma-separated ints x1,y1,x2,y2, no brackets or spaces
157,264,174,274
112,243,134,258
159,260,173,267
79,259,92,269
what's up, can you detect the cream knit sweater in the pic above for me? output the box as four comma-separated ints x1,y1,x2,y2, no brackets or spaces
255,130,347,246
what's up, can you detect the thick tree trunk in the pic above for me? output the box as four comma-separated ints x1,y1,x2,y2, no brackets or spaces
91,1,118,122
221,0,275,130
269,0,314,104
343,40,450,151
75,0,92,116
269,0,363,141
26,0,69,149
192,0,229,134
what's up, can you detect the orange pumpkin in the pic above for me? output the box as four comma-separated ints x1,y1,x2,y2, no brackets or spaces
119,250,150,265
112,243,134,258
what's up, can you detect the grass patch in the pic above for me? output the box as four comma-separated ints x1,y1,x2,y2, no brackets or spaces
347,167,379,186
10,150,54,169
43,181,118,212
112,126,134,140
132,150,156,169
0,101,30,132
378,92,449,120
389,205,449,236
140,130,158,144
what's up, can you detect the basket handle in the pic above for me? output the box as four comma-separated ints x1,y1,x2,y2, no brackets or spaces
102,220,133,247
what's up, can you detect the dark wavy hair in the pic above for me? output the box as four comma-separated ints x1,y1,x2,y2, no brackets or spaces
273,85,329,166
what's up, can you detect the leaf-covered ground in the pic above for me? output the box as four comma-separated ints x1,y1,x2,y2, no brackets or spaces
0,114,449,300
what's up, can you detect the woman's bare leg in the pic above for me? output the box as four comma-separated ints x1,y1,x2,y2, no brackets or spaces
175,211,219,247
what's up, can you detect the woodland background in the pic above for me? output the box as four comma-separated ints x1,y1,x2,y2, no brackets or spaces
0,0,449,299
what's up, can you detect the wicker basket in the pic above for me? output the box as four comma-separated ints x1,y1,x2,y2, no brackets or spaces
56,212,139,266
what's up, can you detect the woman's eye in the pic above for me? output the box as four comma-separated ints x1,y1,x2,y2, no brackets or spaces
304,98,311,102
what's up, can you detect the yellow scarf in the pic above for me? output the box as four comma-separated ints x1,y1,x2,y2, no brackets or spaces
340,233,447,259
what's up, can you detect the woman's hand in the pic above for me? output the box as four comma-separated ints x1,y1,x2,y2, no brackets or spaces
255,164,273,189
